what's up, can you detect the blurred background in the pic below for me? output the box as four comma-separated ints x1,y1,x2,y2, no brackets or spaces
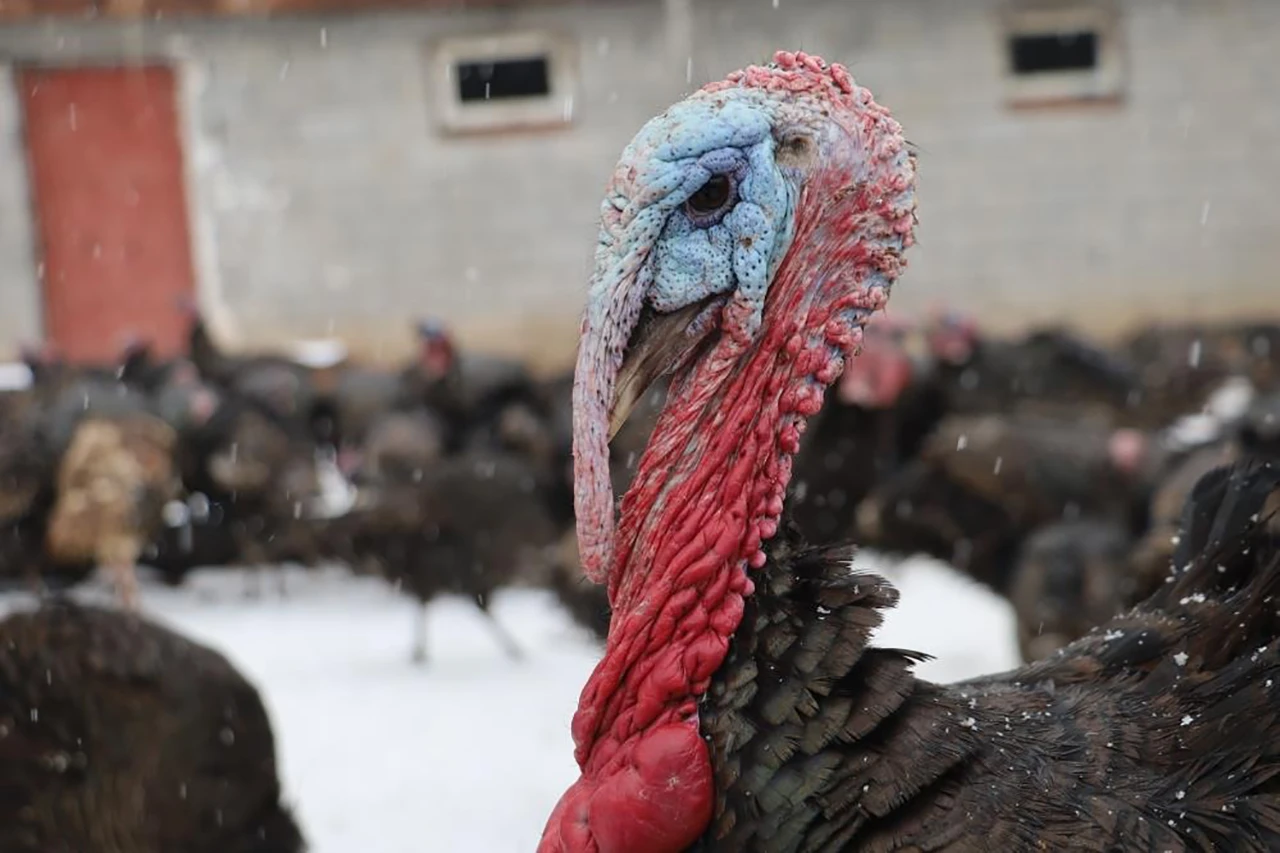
0,1,1277,852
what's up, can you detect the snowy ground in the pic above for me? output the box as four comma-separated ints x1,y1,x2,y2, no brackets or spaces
0,553,1019,853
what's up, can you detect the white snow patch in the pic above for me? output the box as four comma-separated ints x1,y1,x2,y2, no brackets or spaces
311,455,357,519
1162,376,1256,450
0,362,33,390
291,339,348,369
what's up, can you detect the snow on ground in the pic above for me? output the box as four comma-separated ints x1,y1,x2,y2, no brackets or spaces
0,552,1018,853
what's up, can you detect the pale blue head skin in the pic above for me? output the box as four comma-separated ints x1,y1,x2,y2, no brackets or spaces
602,97,797,321
589,91,818,341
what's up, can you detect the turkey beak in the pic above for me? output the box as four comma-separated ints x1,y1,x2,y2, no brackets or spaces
610,300,719,440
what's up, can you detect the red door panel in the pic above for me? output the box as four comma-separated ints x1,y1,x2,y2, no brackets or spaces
19,65,195,362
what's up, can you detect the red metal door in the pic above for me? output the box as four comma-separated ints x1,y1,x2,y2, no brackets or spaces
18,65,196,362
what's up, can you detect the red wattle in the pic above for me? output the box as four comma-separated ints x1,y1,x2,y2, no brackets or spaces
538,721,714,853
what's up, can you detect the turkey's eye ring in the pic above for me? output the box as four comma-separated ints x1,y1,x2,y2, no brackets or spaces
686,175,733,216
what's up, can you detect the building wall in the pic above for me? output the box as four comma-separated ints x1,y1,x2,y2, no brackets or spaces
0,64,44,349
0,0,1276,368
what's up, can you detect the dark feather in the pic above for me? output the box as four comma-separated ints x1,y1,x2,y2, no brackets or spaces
699,461,1280,851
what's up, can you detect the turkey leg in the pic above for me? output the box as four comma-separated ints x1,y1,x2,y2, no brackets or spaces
108,560,140,612
474,598,524,661
411,602,429,665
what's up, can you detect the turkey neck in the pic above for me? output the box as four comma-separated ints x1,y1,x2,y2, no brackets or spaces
571,175,900,775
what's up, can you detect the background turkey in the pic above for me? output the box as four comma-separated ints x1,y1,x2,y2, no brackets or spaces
1120,321,1280,425
0,601,305,853
163,391,335,593
786,315,948,545
1006,518,1135,662
329,399,564,661
43,413,181,609
855,413,1157,591
922,310,1144,422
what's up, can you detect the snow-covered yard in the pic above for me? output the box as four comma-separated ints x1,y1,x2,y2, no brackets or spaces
0,554,1018,853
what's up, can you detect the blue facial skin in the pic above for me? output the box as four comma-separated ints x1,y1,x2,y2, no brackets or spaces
598,96,803,330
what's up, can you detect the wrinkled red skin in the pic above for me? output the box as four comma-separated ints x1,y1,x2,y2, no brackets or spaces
540,52,915,853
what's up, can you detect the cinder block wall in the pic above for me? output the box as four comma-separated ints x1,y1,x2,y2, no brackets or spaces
0,0,1276,369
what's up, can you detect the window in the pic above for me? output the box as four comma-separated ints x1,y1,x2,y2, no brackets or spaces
456,57,551,103
1002,1,1124,107
429,32,578,135
1009,31,1098,74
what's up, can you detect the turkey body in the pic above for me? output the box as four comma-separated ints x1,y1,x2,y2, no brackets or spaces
43,413,181,608
788,367,947,546
1007,519,1135,662
171,394,329,577
1120,322,1280,423
931,325,1142,422
697,461,1280,852
857,413,1152,593
0,602,304,853
341,411,560,660
0,390,57,588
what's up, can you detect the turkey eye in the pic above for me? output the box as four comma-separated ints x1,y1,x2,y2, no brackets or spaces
686,175,732,215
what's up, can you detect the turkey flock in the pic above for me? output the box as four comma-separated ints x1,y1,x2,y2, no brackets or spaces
5,304,1277,666
3,50,1280,853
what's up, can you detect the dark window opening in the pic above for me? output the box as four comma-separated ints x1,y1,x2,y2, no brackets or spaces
1009,31,1098,74
456,56,551,102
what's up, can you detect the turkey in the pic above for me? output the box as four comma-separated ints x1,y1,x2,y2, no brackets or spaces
150,390,333,592
854,412,1156,594
539,52,1280,853
1130,389,1280,589
180,303,324,437
1120,321,1280,423
0,385,57,591
337,407,559,662
787,314,947,545
43,412,181,609
0,601,305,852
1006,518,1135,662
408,319,553,455
21,341,202,607
923,310,1142,422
